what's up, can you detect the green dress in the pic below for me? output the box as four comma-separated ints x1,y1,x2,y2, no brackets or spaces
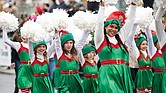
161,44,166,93
151,50,165,93
58,53,84,93
31,58,53,93
97,37,133,93
82,61,99,93
52,53,61,88
135,52,153,90
17,44,33,89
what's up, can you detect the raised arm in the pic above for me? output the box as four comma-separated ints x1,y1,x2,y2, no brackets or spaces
78,51,85,66
145,24,157,58
3,30,20,51
94,2,105,49
125,24,138,48
54,33,63,59
29,41,35,62
120,3,137,42
155,6,166,48
47,39,56,58
76,31,90,54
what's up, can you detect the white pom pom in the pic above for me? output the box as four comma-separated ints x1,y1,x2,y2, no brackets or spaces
155,0,166,7
52,9,70,31
36,12,55,32
0,12,18,32
134,7,154,28
72,11,97,32
20,20,47,43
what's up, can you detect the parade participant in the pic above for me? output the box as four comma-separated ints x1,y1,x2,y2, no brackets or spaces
3,30,32,93
29,40,53,93
155,6,166,93
94,0,137,92
53,30,89,93
79,44,99,93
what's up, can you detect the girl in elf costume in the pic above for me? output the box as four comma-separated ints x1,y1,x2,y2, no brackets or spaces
155,6,166,93
94,0,137,93
79,44,99,93
53,30,89,93
29,40,53,93
3,30,33,93
133,33,153,92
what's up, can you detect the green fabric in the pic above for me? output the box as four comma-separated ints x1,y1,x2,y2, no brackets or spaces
32,62,53,93
59,58,84,93
33,40,47,50
152,35,158,44
61,33,74,45
104,20,121,31
82,64,99,93
135,57,153,89
162,45,166,93
152,56,165,68
17,49,32,88
135,37,147,47
82,44,95,55
52,55,60,88
98,45,133,93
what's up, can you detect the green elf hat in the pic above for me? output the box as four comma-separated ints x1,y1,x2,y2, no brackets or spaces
151,30,158,44
104,20,121,31
134,36,147,48
59,30,74,45
82,44,96,55
33,40,47,50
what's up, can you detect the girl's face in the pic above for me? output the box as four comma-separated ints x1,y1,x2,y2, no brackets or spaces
139,40,148,51
105,24,119,37
35,44,47,55
63,40,74,52
86,51,96,60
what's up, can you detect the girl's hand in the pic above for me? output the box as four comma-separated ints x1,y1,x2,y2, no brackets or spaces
100,0,105,7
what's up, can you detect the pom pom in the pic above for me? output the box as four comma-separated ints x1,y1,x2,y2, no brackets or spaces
0,12,18,32
134,7,154,29
72,11,97,32
52,9,70,31
20,20,47,43
155,0,166,7
36,12,55,32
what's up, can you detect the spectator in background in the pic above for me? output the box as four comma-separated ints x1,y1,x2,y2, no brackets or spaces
10,30,21,93
9,1,18,18
43,3,49,12
143,0,154,8
49,0,57,13
87,1,99,13
56,0,68,10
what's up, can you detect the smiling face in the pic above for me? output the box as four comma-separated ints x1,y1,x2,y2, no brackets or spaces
35,44,47,55
139,40,148,51
63,40,74,53
105,24,119,37
85,51,96,60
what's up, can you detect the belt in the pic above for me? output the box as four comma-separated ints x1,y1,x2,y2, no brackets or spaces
125,62,129,66
34,73,49,77
20,61,31,64
84,74,98,78
55,64,60,68
101,59,125,65
61,70,78,75
139,66,152,70
154,68,164,72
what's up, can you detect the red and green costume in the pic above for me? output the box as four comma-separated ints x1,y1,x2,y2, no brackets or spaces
58,53,84,93
17,44,33,89
52,53,60,88
97,37,133,93
135,52,153,90
31,57,53,93
82,61,99,93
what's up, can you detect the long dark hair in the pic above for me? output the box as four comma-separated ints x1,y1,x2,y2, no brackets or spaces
104,29,127,54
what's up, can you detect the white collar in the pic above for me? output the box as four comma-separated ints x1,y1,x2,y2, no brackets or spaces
36,53,44,62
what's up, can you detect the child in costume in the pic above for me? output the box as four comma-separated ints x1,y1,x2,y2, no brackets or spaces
29,40,53,93
53,30,90,93
79,44,99,93
155,6,166,93
94,0,137,93
3,30,32,93
133,33,153,92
